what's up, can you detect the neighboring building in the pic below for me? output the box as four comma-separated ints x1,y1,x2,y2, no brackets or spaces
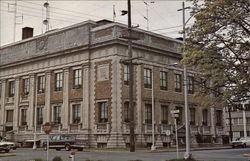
224,103,250,141
0,20,225,148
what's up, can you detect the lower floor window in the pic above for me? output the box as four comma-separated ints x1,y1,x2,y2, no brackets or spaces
72,104,81,124
54,106,61,124
98,101,108,123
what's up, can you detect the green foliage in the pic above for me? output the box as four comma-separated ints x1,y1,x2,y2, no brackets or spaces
52,156,63,161
184,0,250,105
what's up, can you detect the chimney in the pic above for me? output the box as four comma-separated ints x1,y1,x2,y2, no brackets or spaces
22,27,34,40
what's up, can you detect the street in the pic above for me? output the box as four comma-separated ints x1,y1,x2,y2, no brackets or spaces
0,148,250,161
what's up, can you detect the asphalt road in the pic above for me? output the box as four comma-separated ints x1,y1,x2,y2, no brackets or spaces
0,148,250,161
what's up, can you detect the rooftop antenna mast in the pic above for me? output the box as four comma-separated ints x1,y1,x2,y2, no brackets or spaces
43,0,50,32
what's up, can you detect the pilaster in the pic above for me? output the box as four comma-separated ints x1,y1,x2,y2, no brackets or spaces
107,57,125,148
45,71,51,123
210,107,216,137
13,78,20,131
28,74,35,130
0,80,6,133
62,68,69,129
82,65,90,130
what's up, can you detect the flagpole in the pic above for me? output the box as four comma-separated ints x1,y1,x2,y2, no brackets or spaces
113,5,116,22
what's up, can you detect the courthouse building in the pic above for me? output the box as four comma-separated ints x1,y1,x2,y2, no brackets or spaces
0,20,225,148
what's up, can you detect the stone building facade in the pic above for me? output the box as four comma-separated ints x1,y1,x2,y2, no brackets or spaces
0,20,225,148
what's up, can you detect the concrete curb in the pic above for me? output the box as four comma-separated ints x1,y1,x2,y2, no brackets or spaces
0,153,16,157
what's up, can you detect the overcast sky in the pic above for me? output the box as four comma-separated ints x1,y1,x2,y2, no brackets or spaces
0,0,194,46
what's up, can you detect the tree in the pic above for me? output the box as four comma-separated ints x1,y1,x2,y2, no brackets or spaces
184,0,250,105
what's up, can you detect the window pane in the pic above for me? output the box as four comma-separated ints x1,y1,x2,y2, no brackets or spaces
73,69,82,88
72,104,81,123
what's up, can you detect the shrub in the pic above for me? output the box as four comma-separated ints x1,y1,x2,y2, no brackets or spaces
52,156,63,161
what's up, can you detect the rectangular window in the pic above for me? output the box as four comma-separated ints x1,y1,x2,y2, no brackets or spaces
161,105,168,124
190,108,196,125
160,71,168,90
188,76,194,94
6,110,14,122
98,102,108,123
37,107,43,125
175,74,182,92
202,109,208,126
144,68,152,89
124,65,130,85
124,102,130,122
72,104,81,124
23,78,29,95
216,110,223,126
21,109,27,126
73,69,82,89
38,75,45,93
54,106,61,124
176,106,183,124
55,72,63,91
145,104,152,124
246,117,250,124
8,81,15,97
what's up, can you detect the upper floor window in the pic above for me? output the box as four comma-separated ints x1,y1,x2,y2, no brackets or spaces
6,110,14,123
190,108,196,125
202,109,208,126
53,106,61,124
55,72,63,91
98,101,108,123
174,74,182,92
37,107,43,125
21,109,27,126
145,104,152,124
161,105,168,124
124,65,130,86
188,76,194,94
160,71,168,90
23,78,29,95
8,81,15,97
124,102,130,122
73,69,82,89
72,104,81,124
216,110,223,126
144,68,152,89
38,75,45,93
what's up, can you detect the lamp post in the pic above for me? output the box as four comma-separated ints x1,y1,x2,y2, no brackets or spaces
33,79,38,150
177,2,191,159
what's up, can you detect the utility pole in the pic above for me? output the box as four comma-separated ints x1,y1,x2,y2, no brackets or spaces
178,2,191,159
128,0,135,152
228,106,233,142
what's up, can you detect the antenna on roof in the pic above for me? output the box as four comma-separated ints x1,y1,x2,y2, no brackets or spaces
43,0,50,32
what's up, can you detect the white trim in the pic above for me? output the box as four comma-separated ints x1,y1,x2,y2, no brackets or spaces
54,69,63,73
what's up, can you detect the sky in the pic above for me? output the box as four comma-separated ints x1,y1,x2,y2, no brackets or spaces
0,0,194,46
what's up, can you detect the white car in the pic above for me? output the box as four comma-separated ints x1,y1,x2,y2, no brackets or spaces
232,137,250,148
0,140,16,153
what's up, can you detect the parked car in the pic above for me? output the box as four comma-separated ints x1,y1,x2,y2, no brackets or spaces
42,134,88,151
0,139,16,153
232,137,250,148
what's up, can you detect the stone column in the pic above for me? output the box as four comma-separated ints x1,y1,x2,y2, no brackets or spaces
62,68,69,129
136,65,145,147
107,57,126,148
0,80,6,134
28,74,35,130
45,71,51,123
13,78,20,131
82,65,90,129
210,107,216,140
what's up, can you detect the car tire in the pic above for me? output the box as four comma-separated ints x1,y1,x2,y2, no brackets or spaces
232,145,235,148
243,144,247,148
4,149,10,153
65,145,71,151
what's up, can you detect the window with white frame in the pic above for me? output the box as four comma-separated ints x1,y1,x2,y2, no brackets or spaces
23,78,29,95
98,101,108,123
73,69,82,89
124,65,130,85
6,110,14,122
53,106,61,124
38,75,45,93
21,109,27,126
160,71,168,90
55,72,63,91
8,81,15,97
144,68,152,89
72,104,81,124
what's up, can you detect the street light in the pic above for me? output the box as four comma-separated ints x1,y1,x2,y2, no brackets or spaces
177,2,192,159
